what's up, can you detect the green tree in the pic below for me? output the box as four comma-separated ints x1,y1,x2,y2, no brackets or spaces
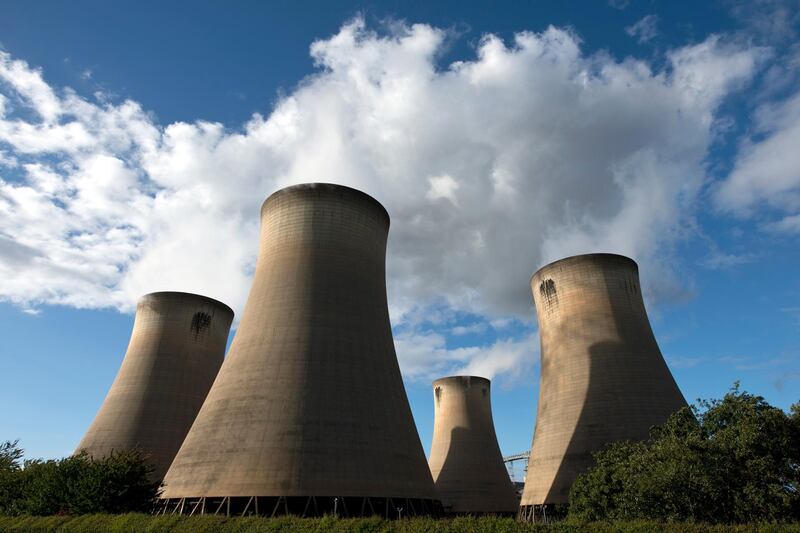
568,385,800,523
3,447,160,516
85,449,161,514
0,440,24,514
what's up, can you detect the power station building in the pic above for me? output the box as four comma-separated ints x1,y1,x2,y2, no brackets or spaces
160,183,440,517
76,291,233,481
519,253,687,520
428,376,518,515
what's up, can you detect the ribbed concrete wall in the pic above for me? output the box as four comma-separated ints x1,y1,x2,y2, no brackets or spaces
161,184,437,508
77,292,233,480
520,254,687,508
428,376,518,514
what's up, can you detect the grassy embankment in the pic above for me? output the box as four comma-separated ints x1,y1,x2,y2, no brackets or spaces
1,515,799,532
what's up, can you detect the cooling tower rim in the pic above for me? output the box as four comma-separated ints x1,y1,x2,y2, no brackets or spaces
529,253,638,284
139,291,235,317
433,375,491,388
260,182,390,225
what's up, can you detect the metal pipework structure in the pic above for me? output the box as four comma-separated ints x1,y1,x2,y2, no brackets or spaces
428,376,518,515
160,183,440,518
519,253,687,520
76,291,233,481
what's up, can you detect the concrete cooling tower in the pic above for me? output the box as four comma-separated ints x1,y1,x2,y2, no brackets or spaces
428,376,518,515
77,292,233,481
519,254,687,520
160,183,439,518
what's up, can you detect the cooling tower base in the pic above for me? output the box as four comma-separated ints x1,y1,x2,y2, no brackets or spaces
517,504,566,523
157,496,443,518
443,509,517,517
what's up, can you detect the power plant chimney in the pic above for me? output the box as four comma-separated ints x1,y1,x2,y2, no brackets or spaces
519,253,687,519
160,183,439,517
428,376,518,515
76,291,233,481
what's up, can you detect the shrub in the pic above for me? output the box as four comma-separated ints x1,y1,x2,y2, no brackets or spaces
0,441,24,515
0,446,160,516
568,385,800,523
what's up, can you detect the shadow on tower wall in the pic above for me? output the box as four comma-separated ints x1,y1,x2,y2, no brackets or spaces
542,266,686,503
436,427,517,515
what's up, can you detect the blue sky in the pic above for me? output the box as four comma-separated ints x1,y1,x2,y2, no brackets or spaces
0,0,798,469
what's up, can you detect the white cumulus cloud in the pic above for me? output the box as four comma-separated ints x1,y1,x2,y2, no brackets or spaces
0,20,766,381
715,88,800,230
626,15,659,43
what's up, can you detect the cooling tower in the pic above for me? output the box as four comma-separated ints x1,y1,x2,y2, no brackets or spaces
77,292,233,481
160,183,439,518
428,376,518,515
519,253,686,518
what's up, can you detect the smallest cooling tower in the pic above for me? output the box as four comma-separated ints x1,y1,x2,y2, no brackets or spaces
428,376,518,514
77,292,233,480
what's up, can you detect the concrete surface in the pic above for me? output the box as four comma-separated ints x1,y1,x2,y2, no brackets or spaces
77,291,233,480
520,253,687,508
161,184,437,506
428,376,518,514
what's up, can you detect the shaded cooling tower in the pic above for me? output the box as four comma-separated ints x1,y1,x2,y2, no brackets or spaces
428,376,518,515
77,292,233,481
160,183,439,517
519,253,686,517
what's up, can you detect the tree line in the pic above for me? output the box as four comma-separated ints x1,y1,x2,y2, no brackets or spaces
568,385,799,522
1,385,797,522
0,446,158,515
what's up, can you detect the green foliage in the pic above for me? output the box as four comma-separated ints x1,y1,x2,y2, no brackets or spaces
568,384,800,523
3,386,798,526
0,441,24,515
0,446,160,516
0,515,799,533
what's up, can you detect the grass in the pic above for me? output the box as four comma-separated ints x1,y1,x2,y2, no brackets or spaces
1,515,800,532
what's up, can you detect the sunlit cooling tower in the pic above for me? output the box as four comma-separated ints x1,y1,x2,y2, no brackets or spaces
519,254,687,519
428,376,518,515
76,292,233,481
160,183,439,517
